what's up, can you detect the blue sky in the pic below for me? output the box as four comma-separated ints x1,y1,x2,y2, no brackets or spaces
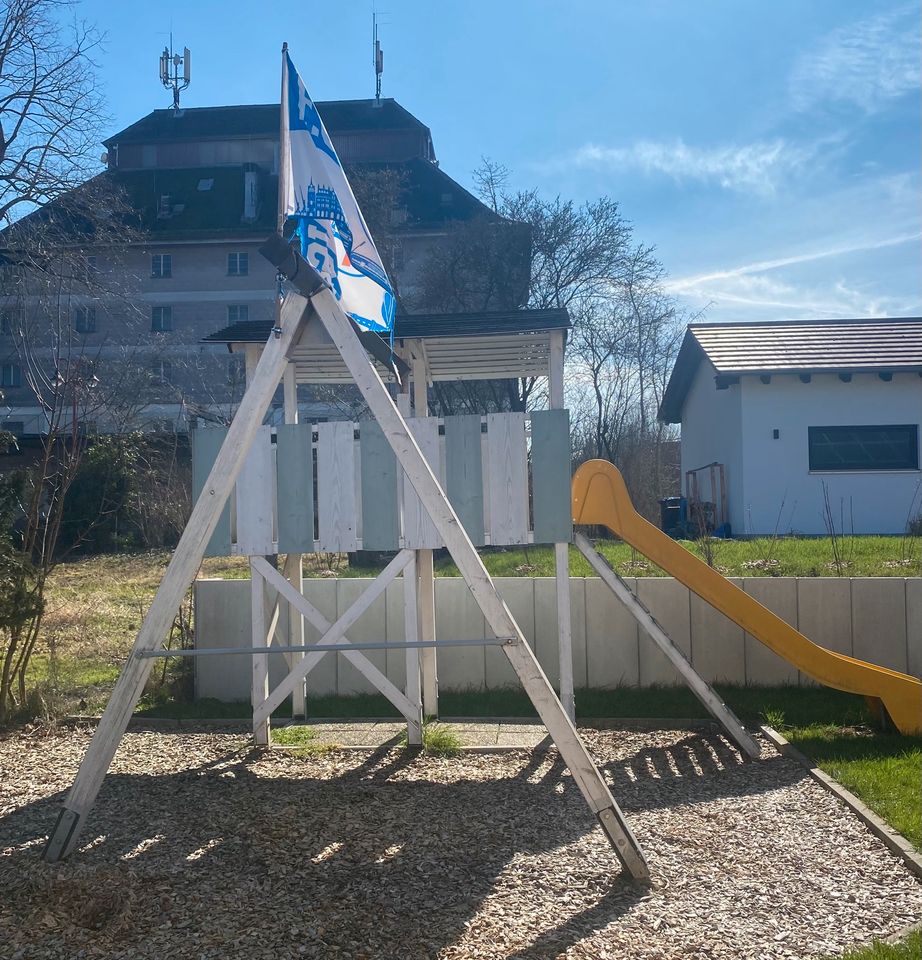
83,0,920,323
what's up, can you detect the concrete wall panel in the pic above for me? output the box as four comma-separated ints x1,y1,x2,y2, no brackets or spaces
851,578,908,673
434,578,486,690
742,578,800,685
585,577,639,687
689,578,746,683
635,578,690,685
195,575,919,699
907,579,922,680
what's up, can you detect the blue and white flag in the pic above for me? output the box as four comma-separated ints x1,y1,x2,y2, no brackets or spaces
281,52,395,335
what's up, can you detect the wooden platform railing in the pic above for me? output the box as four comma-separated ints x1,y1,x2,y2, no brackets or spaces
192,411,573,556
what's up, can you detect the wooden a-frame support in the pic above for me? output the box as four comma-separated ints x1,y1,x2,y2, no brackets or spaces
574,533,760,759
44,241,650,881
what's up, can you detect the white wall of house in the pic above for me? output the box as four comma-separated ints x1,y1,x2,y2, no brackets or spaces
740,372,922,535
680,368,922,536
678,364,744,531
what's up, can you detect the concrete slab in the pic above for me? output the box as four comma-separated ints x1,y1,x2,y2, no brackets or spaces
743,578,800,685
689,579,746,683
852,578,908,673
585,576,640,687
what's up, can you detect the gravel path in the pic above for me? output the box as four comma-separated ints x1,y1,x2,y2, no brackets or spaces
1,724,919,959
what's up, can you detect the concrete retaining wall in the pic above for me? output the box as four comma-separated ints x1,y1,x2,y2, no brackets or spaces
194,576,922,701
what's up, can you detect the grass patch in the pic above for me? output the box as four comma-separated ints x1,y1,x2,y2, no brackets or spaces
271,724,318,746
399,720,463,757
829,930,922,959
271,724,339,756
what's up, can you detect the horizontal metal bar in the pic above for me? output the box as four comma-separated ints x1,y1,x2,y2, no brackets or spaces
138,638,516,659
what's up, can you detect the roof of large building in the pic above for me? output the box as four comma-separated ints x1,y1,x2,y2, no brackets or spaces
104,100,431,146
660,317,922,423
3,152,498,243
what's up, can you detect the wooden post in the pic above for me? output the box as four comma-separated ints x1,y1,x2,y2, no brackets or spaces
403,552,423,744
411,349,438,718
282,362,306,718
43,291,316,863
250,560,270,745
397,390,423,742
306,285,649,879
548,329,575,720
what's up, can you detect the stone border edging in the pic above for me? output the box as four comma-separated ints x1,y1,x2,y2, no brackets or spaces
761,724,922,881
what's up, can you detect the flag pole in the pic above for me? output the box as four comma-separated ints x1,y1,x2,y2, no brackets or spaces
278,42,288,232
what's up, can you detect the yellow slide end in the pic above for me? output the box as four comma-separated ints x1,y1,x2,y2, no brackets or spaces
572,460,922,736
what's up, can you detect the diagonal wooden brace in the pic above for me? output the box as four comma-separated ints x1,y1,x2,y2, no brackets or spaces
251,553,420,735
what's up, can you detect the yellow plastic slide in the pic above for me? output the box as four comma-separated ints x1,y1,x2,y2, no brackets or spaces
571,460,922,735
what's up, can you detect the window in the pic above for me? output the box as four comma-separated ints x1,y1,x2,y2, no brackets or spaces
1,363,22,387
227,304,249,323
2,420,24,437
227,252,249,276
0,311,13,335
151,359,173,384
151,305,173,332
151,254,172,278
808,425,919,472
73,305,96,333
85,255,97,274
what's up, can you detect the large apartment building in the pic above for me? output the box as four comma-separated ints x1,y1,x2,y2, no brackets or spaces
1,98,521,435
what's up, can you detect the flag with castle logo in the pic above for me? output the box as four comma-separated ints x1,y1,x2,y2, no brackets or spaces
281,51,395,334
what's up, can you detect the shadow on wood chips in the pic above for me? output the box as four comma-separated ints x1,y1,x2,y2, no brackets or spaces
0,730,807,959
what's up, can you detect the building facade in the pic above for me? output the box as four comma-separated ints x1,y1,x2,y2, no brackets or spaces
660,318,922,536
1,99,520,435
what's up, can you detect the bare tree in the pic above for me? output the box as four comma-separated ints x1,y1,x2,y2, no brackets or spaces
0,0,105,226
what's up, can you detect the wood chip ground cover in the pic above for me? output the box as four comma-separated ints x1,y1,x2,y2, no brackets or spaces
1,726,919,959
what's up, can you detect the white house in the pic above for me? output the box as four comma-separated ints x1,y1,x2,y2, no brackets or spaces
659,318,922,536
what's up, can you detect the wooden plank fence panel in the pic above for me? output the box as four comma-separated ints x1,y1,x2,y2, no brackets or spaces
402,418,442,549
445,415,486,546
235,426,274,555
317,421,358,552
192,427,231,556
359,420,400,550
486,412,528,545
530,409,572,544
276,423,314,554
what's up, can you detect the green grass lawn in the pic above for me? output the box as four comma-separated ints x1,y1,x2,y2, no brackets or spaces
830,930,921,960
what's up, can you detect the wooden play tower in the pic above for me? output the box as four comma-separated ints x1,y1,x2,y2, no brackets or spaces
43,239,652,880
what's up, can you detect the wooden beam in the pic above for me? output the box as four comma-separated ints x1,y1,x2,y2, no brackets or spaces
250,560,270,745
575,533,759,759
44,291,315,863
411,351,438,717
250,553,419,729
403,552,423,744
282,362,306,718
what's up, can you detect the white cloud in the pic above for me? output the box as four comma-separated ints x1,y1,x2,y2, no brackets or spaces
566,138,814,194
790,3,920,113
668,232,922,294
666,232,922,322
